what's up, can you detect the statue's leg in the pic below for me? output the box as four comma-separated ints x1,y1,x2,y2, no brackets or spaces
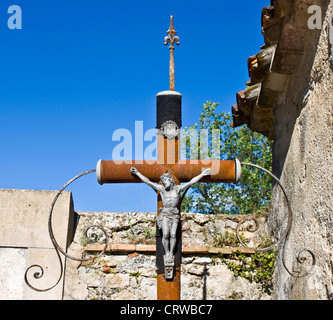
169,219,179,260
161,216,170,258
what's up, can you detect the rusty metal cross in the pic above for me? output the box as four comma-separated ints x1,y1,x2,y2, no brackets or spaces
96,16,240,300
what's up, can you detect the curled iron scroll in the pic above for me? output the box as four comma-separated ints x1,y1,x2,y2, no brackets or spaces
24,170,109,292
236,162,316,278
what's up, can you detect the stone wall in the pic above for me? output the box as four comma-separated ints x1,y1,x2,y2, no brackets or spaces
64,211,272,300
269,3,333,300
0,189,279,301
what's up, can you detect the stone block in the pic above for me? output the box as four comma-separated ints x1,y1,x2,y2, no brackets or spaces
0,189,75,300
188,265,206,276
0,247,27,300
106,273,130,289
225,219,238,230
0,189,74,249
264,72,290,92
272,51,303,74
280,23,307,52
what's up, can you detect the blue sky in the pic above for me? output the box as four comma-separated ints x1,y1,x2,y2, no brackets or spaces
0,0,268,213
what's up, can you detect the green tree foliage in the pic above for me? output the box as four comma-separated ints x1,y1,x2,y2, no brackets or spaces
181,101,273,215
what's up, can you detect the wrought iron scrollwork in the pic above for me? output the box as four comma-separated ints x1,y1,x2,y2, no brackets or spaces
282,246,316,279
236,162,316,278
24,169,109,292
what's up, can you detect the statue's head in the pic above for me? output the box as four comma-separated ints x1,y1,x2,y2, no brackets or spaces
160,172,176,189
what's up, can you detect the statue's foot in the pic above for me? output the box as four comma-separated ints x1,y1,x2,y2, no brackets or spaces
164,253,174,265
166,253,174,264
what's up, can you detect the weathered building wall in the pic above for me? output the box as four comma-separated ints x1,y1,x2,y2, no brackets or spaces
269,3,333,300
231,0,333,300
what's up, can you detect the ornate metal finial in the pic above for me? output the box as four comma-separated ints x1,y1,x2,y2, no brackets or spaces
164,15,180,48
164,15,180,91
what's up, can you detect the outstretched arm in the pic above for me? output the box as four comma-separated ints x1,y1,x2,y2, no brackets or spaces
180,168,211,191
131,167,162,193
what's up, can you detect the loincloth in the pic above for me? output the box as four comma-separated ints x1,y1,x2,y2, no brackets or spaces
157,207,180,230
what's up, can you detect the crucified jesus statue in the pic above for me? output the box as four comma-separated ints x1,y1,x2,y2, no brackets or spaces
131,167,211,266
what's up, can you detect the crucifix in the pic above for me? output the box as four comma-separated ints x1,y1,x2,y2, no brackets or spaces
96,16,241,300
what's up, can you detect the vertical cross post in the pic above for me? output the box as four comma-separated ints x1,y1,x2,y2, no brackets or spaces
96,16,241,301
156,16,181,299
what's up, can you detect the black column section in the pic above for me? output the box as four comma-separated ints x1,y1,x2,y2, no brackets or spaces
156,91,182,129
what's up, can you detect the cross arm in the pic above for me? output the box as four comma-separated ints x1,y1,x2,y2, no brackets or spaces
96,159,241,185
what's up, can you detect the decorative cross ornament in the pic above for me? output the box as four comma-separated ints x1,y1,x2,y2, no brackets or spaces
158,120,179,139
164,15,180,91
